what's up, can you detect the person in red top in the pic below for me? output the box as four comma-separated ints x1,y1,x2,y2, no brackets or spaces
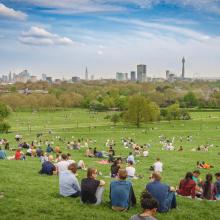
177,172,196,198
15,149,25,160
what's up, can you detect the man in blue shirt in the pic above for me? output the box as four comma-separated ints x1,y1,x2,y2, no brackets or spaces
110,169,136,211
146,172,176,213
0,147,7,159
59,163,81,197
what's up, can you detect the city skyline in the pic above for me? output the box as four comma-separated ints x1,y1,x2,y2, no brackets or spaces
0,1,220,78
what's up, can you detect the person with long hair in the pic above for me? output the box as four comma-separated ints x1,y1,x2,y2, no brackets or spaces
81,168,105,205
177,172,196,198
202,173,216,200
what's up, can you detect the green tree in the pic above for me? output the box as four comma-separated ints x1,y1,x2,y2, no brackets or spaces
0,103,11,133
124,95,160,128
183,92,198,107
110,113,120,126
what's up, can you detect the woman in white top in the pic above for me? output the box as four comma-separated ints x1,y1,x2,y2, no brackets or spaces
126,161,136,178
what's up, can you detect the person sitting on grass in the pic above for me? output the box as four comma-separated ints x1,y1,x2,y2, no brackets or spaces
192,170,203,197
177,172,196,198
85,147,94,157
67,153,87,170
126,161,136,179
108,146,115,163
57,154,69,174
127,152,135,164
130,191,159,220
0,147,7,160
46,144,54,153
151,158,163,173
111,159,121,178
15,148,26,160
214,172,220,200
202,173,216,200
81,168,105,205
39,155,57,175
110,169,136,211
146,172,176,213
59,163,81,198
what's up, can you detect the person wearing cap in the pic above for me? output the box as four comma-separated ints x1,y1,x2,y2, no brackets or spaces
110,169,136,211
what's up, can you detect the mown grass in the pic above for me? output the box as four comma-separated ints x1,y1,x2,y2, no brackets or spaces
0,109,220,220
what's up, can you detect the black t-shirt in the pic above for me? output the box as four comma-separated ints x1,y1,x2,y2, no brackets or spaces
81,178,100,204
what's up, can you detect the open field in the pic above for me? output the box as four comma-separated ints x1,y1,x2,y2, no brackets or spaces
1,109,220,220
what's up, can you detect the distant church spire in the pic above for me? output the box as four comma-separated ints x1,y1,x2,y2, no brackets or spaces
85,67,88,80
182,57,185,79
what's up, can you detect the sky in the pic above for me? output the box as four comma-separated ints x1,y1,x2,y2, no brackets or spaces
0,0,220,79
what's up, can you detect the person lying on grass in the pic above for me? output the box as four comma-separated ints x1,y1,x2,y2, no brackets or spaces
110,169,136,211
59,163,81,198
130,191,159,220
81,168,105,205
177,172,196,198
197,161,214,169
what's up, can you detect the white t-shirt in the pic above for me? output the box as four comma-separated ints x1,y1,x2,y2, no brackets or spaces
153,161,163,172
126,166,136,177
57,160,69,173
143,151,149,157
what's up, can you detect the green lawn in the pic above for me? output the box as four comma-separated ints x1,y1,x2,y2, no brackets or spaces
0,109,220,220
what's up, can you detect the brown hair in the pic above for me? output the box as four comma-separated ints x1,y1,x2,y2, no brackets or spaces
152,172,161,181
87,168,97,178
118,169,127,180
68,163,78,174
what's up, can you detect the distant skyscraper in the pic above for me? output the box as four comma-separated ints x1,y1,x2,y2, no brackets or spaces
130,71,136,81
137,64,147,82
8,72,12,82
116,72,126,81
42,74,47,81
85,67,89,80
182,57,185,79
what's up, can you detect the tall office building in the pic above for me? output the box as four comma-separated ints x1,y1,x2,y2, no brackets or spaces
42,74,47,81
137,64,147,82
116,72,126,81
85,67,89,80
130,71,136,81
182,57,185,79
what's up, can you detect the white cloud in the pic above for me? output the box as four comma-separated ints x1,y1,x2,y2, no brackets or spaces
107,17,211,41
20,26,74,46
0,3,27,20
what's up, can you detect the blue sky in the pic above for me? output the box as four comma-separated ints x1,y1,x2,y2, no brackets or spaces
0,0,220,79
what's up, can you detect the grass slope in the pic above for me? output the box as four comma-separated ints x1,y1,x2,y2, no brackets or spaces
0,109,220,220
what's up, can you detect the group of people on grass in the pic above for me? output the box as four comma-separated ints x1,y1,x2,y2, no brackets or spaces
178,170,220,200
1,133,220,220
40,153,176,220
